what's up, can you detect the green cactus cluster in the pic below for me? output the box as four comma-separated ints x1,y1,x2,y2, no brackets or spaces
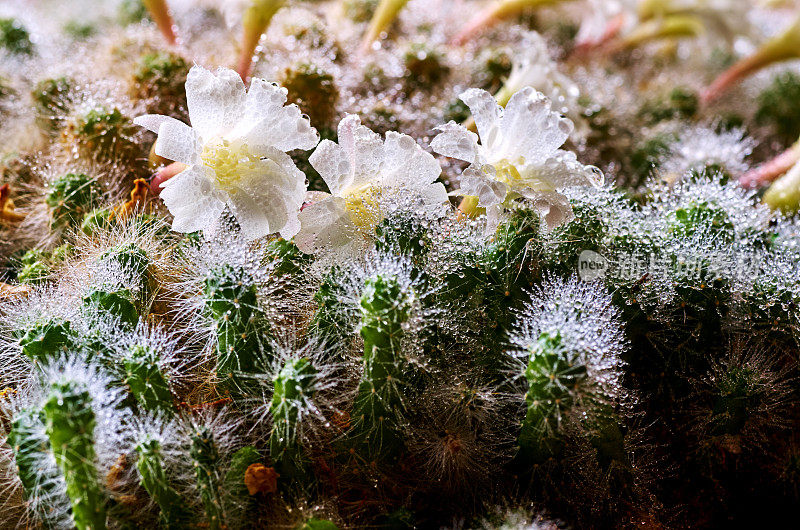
4,2,800,528
351,273,415,459
17,244,71,284
131,51,190,116
282,63,339,129
65,105,140,166
45,172,102,230
203,264,272,390
32,77,73,131
0,17,33,56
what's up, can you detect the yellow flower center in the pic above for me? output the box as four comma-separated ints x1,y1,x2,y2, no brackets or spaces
344,184,383,232
491,158,526,187
200,138,261,192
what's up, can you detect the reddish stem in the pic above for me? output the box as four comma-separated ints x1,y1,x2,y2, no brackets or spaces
143,0,177,45
570,13,626,59
739,143,800,189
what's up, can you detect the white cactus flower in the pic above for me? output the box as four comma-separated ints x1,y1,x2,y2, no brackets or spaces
295,114,447,256
431,87,603,230
134,65,318,240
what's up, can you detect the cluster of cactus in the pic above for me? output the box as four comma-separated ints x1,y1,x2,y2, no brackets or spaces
3,1,800,528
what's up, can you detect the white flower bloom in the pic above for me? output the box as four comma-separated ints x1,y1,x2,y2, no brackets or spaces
134,65,318,240
295,114,447,256
431,87,603,230
499,32,581,117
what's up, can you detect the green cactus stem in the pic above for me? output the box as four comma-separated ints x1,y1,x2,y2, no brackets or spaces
135,435,191,529
268,357,317,476
43,381,107,530
7,406,71,529
518,331,588,464
45,172,101,230
203,264,270,389
123,346,175,416
18,318,79,364
190,426,226,530
351,274,414,459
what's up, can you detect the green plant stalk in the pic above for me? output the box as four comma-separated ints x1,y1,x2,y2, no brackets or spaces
614,14,704,52
135,436,191,529
43,381,107,530
451,0,573,46
237,0,286,81
360,0,411,53
123,346,175,416
763,160,800,214
702,14,800,103
190,426,225,530
351,274,413,458
142,0,177,45
7,407,70,529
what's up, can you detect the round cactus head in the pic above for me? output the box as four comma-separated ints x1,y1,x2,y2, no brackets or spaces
282,62,339,128
0,17,34,55
45,172,101,230
66,105,138,164
18,318,78,364
32,76,73,131
667,200,735,244
203,263,259,323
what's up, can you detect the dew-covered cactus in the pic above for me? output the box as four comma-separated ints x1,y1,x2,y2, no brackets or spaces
64,106,139,166
190,425,226,530
42,380,107,530
3,4,800,528
18,318,79,364
32,77,73,131
351,273,415,458
83,288,139,327
7,406,72,529
282,63,339,129
203,263,271,388
221,445,265,518
123,345,174,415
403,43,449,90
268,356,317,476
134,435,191,529
45,172,102,230
99,242,155,309
518,331,587,462
0,17,33,55
130,51,189,116
17,244,71,285
308,267,352,353
756,71,800,147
